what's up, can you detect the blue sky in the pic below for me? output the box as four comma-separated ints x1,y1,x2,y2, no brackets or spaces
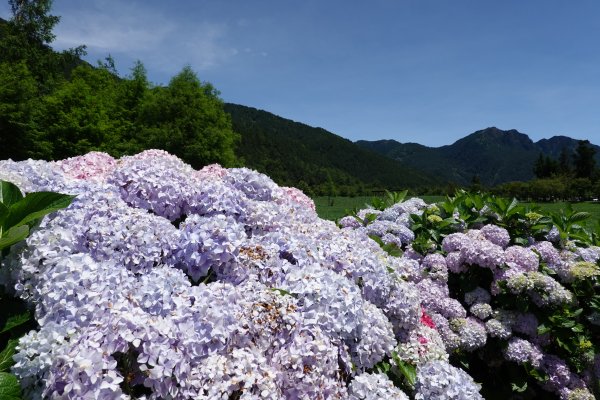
2,0,600,146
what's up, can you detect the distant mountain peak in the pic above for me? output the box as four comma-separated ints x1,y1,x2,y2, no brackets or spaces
356,128,599,186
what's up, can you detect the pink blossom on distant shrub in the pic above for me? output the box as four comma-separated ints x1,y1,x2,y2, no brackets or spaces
280,186,316,211
54,151,116,182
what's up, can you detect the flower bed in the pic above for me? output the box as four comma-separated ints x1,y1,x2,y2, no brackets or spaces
0,151,598,399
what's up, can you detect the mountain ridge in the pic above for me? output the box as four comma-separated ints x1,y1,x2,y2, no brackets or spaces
225,103,442,194
356,127,600,186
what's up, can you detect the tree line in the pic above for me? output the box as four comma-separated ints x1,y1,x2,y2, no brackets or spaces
0,0,239,169
490,140,599,201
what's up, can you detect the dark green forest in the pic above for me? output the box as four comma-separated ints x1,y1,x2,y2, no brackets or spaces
226,103,440,195
0,1,238,169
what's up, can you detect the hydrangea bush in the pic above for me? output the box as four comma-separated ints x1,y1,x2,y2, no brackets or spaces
341,190,600,399
0,151,484,399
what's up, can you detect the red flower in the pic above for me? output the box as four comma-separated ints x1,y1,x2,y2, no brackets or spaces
421,309,436,329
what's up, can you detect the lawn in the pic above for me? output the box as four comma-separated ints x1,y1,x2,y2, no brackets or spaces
314,196,600,229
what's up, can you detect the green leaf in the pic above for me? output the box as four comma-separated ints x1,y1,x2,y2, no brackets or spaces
0,372,21,400
269,288,295,297
537,324,551,335
0,203,8,237
368,235,385,246
0,182,23,209
392,352,416,387
511,381,527,393
3,192,75,230
0,312,30,334
0,340,18,372
0,225,29,251
514,237,529,246
570,212,591,223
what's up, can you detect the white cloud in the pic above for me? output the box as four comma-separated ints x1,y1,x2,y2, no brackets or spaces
51,0,238,76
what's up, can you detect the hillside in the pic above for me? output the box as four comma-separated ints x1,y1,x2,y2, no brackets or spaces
357,127,600,186
225,103,440,194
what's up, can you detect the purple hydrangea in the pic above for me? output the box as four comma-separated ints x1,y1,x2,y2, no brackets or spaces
504,337,544,368
414,360,483,400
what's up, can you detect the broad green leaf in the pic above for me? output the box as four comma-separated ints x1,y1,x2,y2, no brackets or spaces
0,312,30,334
570,212,591,223
392,352,416,387
537,324,551,335
368,235,385,246
514,237,529,246
0,339,18,372
0,372,21,400
511,382,527,393
506,198,520,216
0,181,23,209
382,243,402,257
0,225,29,251
0,203,7,236
4,192,75,230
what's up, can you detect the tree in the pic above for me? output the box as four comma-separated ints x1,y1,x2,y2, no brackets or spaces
573,140,596,179
8,0,59,44
35,64,123,159
138,66,239,168
101,60,149,156
533,153,559,178
470,174,482,192
558,147,571,176
0,61,50,160
0,0,85,92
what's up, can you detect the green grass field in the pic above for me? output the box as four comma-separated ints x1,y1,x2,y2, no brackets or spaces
314,196,600,229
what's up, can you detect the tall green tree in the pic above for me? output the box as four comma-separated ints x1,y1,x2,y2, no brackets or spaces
99,60,149,156
8,0,58,43
35,64,123,159
573,140,596,179
558,146,571,176
533,153,559,178
0,0,84,92
138,66,239,168
0,61,50,160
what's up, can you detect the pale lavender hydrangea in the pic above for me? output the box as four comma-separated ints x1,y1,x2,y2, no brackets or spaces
574,246,600,263
504,245,539,273
480,224,511,248
339,215,362,229
421,253,448,282
528,272,573,307
394,324,448,366
532,241,562,269
348,373,409,400
1,151,521,398
485,313,513,340
108,152,200,221
504,337,544,368
450,317,487,351
464,287,491,306
172,213,247,281
469,303,493,320
366,220,415,246
414,360,483,400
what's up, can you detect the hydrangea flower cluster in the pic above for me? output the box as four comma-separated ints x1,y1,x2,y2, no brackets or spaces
342,196,599,399
0,151,482,399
